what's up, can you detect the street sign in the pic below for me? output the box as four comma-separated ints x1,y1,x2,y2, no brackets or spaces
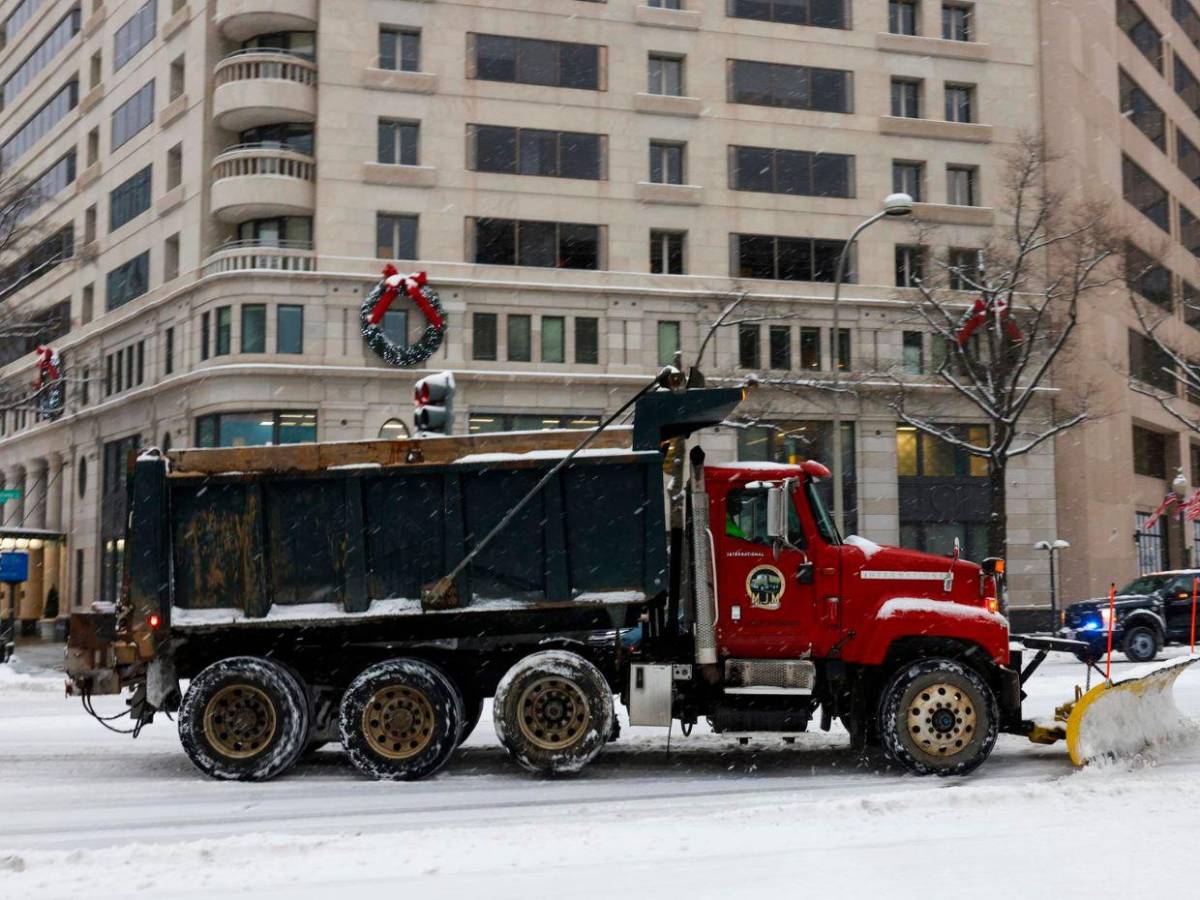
0,551,28,583
0,489,21,504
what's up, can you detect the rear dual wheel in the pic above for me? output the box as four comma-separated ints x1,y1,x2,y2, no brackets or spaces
878,658,998,776
339,658,464,781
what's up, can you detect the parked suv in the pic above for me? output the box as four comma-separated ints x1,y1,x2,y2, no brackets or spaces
1061,570,1200,663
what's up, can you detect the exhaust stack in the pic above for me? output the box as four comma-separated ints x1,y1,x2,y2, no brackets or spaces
689,446,718,666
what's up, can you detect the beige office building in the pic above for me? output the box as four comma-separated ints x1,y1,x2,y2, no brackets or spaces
0,0,1056,628
1043,0,1200,601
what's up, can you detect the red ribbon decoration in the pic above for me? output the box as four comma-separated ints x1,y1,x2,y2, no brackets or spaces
955,298,1023,347
368,266,442,330
32,345,60,389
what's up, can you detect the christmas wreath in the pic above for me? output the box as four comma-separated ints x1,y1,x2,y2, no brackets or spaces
360,265,446,367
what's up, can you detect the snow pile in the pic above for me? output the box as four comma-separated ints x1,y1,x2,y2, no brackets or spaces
877,596,1008,626
844,535,883,559
0,661,62,694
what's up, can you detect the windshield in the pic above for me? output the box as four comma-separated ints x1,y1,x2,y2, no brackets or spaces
1117,574,1171,595
805,482,841,545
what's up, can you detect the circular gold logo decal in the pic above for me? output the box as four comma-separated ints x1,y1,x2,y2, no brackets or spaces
746,565,785,610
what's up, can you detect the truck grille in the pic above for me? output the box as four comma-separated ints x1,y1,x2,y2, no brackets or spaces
724,658,815,692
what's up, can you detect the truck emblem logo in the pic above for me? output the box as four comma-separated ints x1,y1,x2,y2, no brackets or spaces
746,565,785,610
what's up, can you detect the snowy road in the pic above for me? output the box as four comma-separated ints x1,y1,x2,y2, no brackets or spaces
2,651,1199,900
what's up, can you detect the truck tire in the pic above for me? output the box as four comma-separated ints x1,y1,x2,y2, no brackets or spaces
339,658,464,781
878,658,998,777
178,657,310,781
1122,625,1160,663
493,650,612,775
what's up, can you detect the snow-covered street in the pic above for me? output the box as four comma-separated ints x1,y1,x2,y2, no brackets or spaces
2,649,1199,900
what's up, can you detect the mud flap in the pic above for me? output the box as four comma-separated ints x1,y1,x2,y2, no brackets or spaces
1064,655,1200,766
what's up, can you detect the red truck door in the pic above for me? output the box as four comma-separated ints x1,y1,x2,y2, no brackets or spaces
711,484,819,657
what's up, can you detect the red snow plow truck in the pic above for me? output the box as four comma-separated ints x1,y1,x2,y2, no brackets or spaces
64,374,1193,781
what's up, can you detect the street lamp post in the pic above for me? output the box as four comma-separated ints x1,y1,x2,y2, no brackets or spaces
1172,470,1190,568
1033,539,1070,628
830,193,914,535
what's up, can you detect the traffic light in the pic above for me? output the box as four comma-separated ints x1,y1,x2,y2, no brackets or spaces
414,371,455,434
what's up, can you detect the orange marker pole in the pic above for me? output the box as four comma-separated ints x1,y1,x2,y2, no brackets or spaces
1191,577,1198,655
1105,582,1116,682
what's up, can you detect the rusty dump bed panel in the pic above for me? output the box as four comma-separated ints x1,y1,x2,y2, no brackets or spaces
129,430,667,636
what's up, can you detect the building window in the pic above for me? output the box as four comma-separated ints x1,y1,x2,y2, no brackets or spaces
195,411,318,448
947,248,979,290
946,165,977,206
575,317,599,364
895,245,925,287
1182,205,1200,258
2,80,78,167
114,0,155,72
944,84,974,123
473,312,498,360
657,320,680,366
1122,155,1169,232
111,80,155,151
942,3,971,41
892,160,924,201
1175,0,1200,52
1135,511,1166,574
650,230,685,274
200,311,210,360
19,151,76,225
1118,0,1163,73
891,78,921,118
215,306,231,356
474,218,601,269
380,28,420,72
1128,329,1176,392
377,213,418,259
800,327,820,369
729,60,852,113
542,316,565,363
169,54,185,101
901,332,924,374
738,323,761,369
471,34,601,90
164,327,174,375
769,325,790,370
729,0,847,29
1176,57,1200,120
167,143,182,190
1126,244,1172,309
648,54,683,96
241,305,266,353
2,8,80,110
730,146,854,198
381,309,407,349
733,234,850,282
889,1,918,35
1132,425,1168,478
649,0,682,8
109,165,152,232
469,412,602,434
507,314,532,362
378,120,419,166
277,305,303,353
649,141,684,184
832,328,851,371
896,424,988,477
1185,281,1200,330
105,250,150,311
470,125,603,180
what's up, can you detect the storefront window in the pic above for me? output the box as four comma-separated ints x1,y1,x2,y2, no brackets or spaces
195,411,317,447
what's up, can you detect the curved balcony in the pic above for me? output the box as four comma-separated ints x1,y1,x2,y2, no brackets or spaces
210,143,316,223
214,0,318,41
203,240,316,276
212,50,317,132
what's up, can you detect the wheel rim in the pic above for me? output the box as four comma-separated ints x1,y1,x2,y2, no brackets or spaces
361,685,436,759
203,684,277,759
1131,632,1155,658
516,676,591,751
905,682,976,758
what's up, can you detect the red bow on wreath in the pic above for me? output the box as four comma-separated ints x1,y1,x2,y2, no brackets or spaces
954,296,1023,347
32,345,60,389
369,265,443,330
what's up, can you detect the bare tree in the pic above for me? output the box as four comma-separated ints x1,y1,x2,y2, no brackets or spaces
886,135,1121,557
1127,260,1200,436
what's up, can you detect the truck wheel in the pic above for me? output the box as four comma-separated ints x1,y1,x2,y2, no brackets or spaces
1122,625,1160,663
878,658,997,777
178,657,310,781
339,659,464,781
493,650,612,775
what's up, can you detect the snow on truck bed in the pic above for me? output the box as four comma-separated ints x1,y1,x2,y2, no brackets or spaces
170,590,645,628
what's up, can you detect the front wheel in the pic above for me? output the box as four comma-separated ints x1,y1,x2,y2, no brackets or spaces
878,658,998,776
178,656,310,781
1122,625,1160,663
493,650,612,775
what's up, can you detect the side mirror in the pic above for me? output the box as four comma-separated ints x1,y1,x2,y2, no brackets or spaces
766,486,787,541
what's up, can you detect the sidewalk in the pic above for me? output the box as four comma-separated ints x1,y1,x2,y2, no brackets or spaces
6,638,65,673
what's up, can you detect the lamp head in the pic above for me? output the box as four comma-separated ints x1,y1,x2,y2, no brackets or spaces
883,192,915,216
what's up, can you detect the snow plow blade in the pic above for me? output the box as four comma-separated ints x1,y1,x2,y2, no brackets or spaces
1062,655,1200,766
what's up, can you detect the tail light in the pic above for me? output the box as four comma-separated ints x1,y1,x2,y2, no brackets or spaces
147,613,161,630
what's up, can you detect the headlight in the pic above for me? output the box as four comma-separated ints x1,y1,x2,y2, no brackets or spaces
1099,607,1113,625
